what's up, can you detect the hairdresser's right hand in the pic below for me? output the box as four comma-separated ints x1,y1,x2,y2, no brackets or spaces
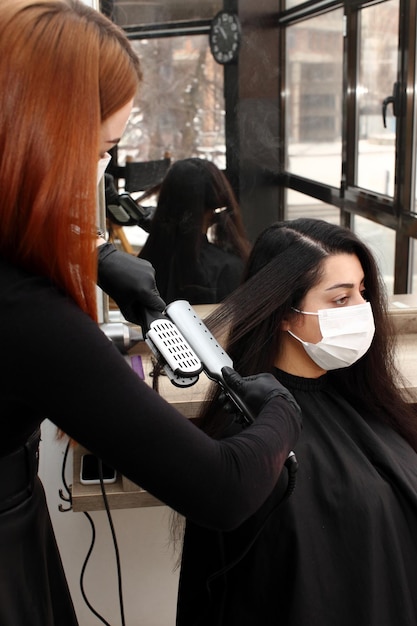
97,242,166,325
221,366,300,419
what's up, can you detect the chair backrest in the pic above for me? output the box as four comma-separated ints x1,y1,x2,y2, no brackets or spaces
124,157,171,193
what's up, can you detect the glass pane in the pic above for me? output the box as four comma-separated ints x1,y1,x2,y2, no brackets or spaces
356,0,399,196
110,0,222,26
285,0,307,9
353,215,395,295
286,189,341,224
285,10,344,187
118,36,225,167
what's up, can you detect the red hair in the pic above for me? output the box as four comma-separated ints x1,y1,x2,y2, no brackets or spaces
0,0,141,318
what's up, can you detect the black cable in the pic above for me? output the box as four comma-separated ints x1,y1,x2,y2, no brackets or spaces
58,441,73,512
98,459,126,626
61,441,72,499
59,442,125,626
58,444,118,625
80,512,113,626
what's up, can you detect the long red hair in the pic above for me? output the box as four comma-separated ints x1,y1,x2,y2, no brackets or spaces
0,0,141,318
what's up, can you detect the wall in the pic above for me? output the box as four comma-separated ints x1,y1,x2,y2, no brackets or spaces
39,420,180,625
237,0,283,240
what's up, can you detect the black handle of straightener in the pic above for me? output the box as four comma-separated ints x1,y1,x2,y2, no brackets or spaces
140,308,168,335
220,375,256,427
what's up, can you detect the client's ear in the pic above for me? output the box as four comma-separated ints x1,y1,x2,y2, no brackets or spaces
281,307,299,331
281,316,291,331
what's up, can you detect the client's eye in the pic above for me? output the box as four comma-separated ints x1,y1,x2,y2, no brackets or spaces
334,295,348,306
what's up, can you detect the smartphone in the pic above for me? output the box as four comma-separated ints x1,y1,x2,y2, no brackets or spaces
80,453,117,485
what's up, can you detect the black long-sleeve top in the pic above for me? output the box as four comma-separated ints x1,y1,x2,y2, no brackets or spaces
0,258,301,530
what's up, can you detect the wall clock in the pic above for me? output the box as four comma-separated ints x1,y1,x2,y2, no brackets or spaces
209,11,241,65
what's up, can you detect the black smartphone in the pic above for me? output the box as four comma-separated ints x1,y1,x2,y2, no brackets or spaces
80,453,117,485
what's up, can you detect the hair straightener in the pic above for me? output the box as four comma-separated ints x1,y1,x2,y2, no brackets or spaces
142,300,256,426
104,173,154,232
142,300,298,498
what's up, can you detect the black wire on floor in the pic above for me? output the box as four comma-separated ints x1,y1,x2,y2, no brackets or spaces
98,458,126,626
80,511,113,626
59,442,126,626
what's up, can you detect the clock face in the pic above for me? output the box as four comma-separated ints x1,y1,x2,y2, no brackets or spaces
209,11,241,65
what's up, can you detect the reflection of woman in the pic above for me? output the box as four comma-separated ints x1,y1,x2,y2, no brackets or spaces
0,3,301,624
176,219,417,626
139,158,251,304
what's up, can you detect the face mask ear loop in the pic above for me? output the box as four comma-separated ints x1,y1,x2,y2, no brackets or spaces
291,307,319,316
287,329,308,345
288,308,320,345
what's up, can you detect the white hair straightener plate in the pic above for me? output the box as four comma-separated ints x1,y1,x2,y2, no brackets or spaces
142,300,255,426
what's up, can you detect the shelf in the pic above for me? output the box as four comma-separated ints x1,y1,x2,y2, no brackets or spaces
71,445,162,512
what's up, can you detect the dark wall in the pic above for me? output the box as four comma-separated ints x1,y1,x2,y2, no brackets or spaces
226,0,282,243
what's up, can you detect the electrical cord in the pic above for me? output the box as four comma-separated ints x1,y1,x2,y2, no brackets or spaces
98,458,126,626
80,511,113,626
58,442,125,626
58,441,72,512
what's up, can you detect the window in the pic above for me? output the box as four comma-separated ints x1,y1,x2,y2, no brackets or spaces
118,36,225,168
280,0,417,293
356,0,399,195
285,10,344,187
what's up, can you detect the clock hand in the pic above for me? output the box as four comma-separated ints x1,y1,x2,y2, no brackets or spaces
219,26,227,39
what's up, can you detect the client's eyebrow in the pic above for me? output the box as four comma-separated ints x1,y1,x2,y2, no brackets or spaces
325,277,365,291
325,282,354,291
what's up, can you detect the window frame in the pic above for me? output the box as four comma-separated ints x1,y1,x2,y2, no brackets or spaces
278,0,417,292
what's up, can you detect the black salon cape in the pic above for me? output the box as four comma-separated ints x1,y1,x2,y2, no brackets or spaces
176,369,417,626
0,259,300,625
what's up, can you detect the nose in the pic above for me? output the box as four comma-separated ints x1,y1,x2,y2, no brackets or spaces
353,291,367,305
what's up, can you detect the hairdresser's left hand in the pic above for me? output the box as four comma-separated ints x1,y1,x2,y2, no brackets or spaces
97,242,166,325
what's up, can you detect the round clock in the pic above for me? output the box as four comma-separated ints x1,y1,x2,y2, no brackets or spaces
209,11,241,65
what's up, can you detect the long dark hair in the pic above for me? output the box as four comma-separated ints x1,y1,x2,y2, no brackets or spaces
139,158,251,300
201,218,417,450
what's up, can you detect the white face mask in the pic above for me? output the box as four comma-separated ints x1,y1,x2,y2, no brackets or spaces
288,302,375,371
97,152,112,186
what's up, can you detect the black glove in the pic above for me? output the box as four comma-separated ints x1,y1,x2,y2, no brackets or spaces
221,366,300,422
97,242,166,325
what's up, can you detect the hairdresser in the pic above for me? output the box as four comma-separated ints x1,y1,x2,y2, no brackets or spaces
0,2,301,625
